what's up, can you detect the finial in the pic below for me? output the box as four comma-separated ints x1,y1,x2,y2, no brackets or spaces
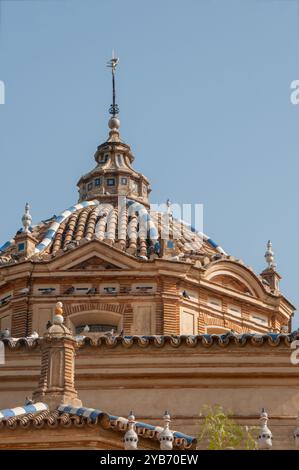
124,411,138,450
159,411,174,450
22,203,32,233
166,199,172,215
265,240,276,270
258,408,272,450
24,396,34,405
53,301,64,325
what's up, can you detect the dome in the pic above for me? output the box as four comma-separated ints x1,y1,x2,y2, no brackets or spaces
0,57,294,344
0,199,226,265
0,59,226,268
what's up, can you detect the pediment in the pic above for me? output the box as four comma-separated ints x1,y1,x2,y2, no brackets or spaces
45,239,141,271
204,260,263,297
68,256,122,271
212,274,252,294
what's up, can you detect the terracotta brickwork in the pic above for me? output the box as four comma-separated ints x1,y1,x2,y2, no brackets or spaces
33,314,82,409
161,278,180,335
0,74,296,450
1,334,299,449
0,250,294,338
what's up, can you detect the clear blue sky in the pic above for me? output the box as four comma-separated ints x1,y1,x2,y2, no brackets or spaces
0,0,299,326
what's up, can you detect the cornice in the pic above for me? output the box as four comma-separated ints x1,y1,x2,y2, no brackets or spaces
3,332,296,352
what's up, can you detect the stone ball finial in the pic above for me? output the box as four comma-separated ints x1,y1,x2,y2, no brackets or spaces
53,301,64,324
45,301,72,338
124,411,138,450
108,116,120,130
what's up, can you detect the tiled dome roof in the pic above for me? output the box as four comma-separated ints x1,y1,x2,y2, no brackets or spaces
0,199,226,265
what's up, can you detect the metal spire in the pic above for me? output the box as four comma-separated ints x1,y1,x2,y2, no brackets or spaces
107,50,119,116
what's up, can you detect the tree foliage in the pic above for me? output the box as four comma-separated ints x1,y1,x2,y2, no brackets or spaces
197,405,258,450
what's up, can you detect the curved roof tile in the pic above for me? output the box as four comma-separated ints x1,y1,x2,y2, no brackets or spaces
2,332,296,351
0,200,226,265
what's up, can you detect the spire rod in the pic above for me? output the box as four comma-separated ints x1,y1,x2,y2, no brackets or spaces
107,50,119,116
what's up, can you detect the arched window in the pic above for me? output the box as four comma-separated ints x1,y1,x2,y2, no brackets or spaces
68,310,122,336
75,324,116,334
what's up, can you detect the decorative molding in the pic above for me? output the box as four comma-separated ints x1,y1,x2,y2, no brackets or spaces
64,302,127,316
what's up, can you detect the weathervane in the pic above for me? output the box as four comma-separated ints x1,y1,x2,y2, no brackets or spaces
107,50,120,116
